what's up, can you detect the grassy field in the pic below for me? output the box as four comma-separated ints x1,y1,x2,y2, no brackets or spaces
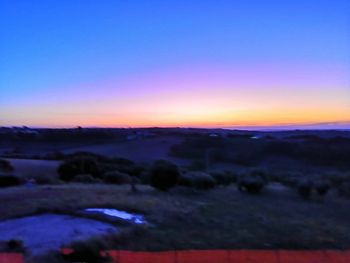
1,183,349,253
1,129,350,262
5,158,60,178
61,136,185,163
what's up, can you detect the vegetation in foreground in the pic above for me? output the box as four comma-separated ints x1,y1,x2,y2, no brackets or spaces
1,129,350,262
0,184,350,252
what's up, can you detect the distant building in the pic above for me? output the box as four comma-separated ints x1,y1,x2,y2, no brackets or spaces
251,135,263,139
126,130,156,140
12,126,39,135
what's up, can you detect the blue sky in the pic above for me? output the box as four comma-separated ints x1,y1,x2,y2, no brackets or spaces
0,0,349,127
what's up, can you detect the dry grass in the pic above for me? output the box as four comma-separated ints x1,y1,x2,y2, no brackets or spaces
1,183,350,252
5,158,60,179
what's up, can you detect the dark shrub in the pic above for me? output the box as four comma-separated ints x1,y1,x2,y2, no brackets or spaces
24,174,60,185
250,169,269,182
232,151,262,166
277,172,302,187
6,239,25,252
237,175,265,194
326,172,350,188
0,175,21,187
100,158,137,176
0,159,14,172
71,174,101,183
66,240,111,263
137,169,152,184
297,180,313,199
180,172,216,190
104,171,131,184
129,165,145,177
150,160,180,191
187,160,206,171
109,157,135,166
178,173,193,187
337,181,350,198
58,157,101,182
315,180,330,197
210,171,236,185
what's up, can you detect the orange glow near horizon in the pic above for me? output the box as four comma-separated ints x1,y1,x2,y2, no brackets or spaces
1,64,349,128
2,105,349,128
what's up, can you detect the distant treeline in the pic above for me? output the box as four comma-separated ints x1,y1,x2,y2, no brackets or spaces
0,127,211,143
170,135,350,168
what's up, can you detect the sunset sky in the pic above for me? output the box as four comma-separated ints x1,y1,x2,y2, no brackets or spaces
1,0,349,128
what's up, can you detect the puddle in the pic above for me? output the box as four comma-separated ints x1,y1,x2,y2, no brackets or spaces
85,208,146,224
0,214,117,255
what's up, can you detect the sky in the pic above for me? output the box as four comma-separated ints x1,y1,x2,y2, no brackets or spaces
0,0,349,128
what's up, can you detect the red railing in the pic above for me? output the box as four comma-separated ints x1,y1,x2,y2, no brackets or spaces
0,253,24,263
101,250,350,263
2,249,350,263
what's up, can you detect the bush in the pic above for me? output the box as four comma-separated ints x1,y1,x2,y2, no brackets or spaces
104,171,131,184
150,160,180,191
277,172,302,187
65,240,111,263
337,181,350,198
178,174,192,187
6,239,25,253
109,157,135,166
209,171,236,185
250,169,269,182
237,174,266,194
187,160,206,171
315,180,330,197
71,174,101,184
0,175,21,187
23,174,60,185
297,180,313,199
180,172,216,190
0,159,14,172
58,157,101,182
99,158,138,177
325,172,350,188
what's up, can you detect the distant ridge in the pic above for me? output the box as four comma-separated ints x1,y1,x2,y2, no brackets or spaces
225,121,350,131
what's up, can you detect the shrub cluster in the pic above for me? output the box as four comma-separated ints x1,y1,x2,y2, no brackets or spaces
296,179,331,200
297,180,313,199
58,156,102,182
0,175,21,188
103,171,131,184
150,160,180,191
23,174,60,185
179,172,216,190
71,174,101,184
6,239,25,253
337,182,350,198
237,171,267,194
57,152,149,186
209,171,237,185
0,159,14,172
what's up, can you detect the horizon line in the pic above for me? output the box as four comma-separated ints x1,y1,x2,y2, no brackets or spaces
2,121,350,131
